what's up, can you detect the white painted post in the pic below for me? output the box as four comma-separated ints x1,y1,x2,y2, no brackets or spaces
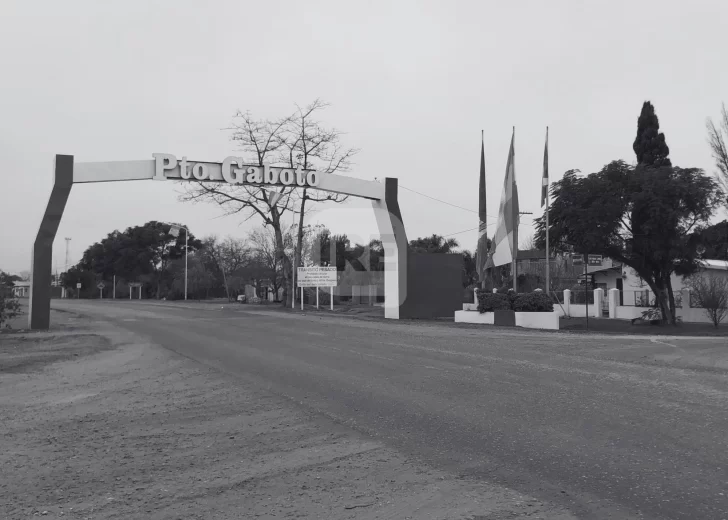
474,288,480,306
608,288,619,319
679,287,691,321
129,287,132,300
316,287,319,309
300,287,303,310
330,286,334,311
100,288,103,300
139,287,141,300
113,275,116,299
563,289,571,317
594,288,604,318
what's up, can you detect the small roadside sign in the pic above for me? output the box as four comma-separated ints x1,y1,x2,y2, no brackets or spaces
297,266,338,288
97,282,106,290
129,282,142,288
571,254,584,266
588,254,603,266
76,283,82,289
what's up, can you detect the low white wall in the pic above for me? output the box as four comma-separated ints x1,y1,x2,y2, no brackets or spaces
455,310,494,325
676,307,713,324
455,311,559,330
567,303,599,318
515,311,560,330
462,303,478,311
615,306,646,320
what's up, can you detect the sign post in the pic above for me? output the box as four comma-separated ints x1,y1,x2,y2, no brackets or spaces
297,267,337,311
584,253,589,330
76,282,81,299
97,282,105,299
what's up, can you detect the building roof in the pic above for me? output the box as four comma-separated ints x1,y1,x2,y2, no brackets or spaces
702,259,728,270
516,250,554,261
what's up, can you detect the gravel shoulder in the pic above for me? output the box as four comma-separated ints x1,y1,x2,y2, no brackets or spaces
1,309,577,519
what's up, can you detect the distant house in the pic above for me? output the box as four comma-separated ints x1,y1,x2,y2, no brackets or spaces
621,259,728,294
12,281,30,297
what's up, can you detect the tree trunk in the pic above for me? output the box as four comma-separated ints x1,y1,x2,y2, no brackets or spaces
639,274,670,325
272,221,291,307
666,276,677,324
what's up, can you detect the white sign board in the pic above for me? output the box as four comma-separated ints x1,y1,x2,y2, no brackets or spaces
76,283,82,289
297,267,337,287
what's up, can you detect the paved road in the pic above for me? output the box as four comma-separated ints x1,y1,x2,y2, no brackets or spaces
54,300,728,519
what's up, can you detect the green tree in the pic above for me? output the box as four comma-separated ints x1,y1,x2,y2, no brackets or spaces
67,221,202,299
536,161,722,324
462,250,478,288
695,220,728,260
408,234,459,254
633,101,672,168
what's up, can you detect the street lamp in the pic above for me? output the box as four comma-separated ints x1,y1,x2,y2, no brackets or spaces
166,223,189,301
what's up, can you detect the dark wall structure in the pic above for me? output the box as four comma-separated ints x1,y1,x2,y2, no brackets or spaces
401,252,463,319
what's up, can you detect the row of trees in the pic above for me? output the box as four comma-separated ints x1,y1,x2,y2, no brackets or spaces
535,101,727,324
63,220,482,302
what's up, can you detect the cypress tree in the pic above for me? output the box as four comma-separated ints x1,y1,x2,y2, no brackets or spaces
633,101,672,167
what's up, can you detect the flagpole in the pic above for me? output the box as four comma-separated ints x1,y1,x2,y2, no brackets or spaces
512,126,517,293
545,126,550,296
185,228,188,301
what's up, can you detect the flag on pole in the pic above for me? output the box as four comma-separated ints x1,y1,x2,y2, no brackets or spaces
485,129,519,269
168,224,181,238
476,131,489,282
541,127,549,207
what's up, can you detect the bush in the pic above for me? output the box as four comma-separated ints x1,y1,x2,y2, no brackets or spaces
477,292,512,313
476,289,554,313
0,290,22,329
512,292,554,312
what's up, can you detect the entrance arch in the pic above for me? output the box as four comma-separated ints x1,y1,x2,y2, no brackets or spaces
29,154,408,329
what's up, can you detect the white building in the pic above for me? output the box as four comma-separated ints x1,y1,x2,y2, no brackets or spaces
12,281,30,297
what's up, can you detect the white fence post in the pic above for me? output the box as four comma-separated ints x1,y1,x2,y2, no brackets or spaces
608,288,619,319
563,289,571,317
594,288,604,317
474,288,480,306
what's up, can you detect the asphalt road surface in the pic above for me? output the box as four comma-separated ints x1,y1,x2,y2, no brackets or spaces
53,300,728,519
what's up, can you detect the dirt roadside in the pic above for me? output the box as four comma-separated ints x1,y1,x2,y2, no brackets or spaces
1,309,578,520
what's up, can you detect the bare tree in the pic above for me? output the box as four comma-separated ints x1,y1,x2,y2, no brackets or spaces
707,103,728,196
686,272,728,327
201,235,250,302
248,226,293,301
280,99,359,293
181,101,358,307
519,233,537,251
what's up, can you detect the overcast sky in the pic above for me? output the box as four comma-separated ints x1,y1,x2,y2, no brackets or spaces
1,0,726,275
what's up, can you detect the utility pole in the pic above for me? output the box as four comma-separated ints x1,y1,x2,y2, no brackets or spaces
64,238,71,272
64,238,71,299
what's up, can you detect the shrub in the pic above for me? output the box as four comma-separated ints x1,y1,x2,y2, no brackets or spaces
0,290,22,329
477,292,512,313
476,290,554,313
512,292,554,312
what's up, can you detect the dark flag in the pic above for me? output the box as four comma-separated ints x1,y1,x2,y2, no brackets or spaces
476,131,489,285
